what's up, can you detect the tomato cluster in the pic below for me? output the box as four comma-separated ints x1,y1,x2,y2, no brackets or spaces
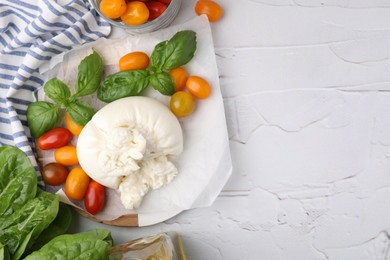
38,115,105,215
99,0,171,26
117,49,211,118
169,67,212,117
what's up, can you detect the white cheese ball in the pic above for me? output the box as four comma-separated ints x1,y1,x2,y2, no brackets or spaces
77,96,183,209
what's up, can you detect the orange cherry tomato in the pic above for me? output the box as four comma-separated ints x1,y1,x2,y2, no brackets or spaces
119,51,150,71
100,0,127,19
170,91,195,117
42,163,68,186
168,67,189,92
195,0,223,22
185,75,211,99
121,1,150,26
65,166,90,200
54,146,78,166
65,112,84,136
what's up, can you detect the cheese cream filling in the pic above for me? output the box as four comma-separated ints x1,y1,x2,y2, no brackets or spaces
98,126,178,209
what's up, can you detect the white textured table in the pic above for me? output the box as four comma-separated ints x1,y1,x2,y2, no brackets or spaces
70,1,390,259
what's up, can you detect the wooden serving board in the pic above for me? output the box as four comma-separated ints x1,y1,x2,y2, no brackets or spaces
75,208,139,227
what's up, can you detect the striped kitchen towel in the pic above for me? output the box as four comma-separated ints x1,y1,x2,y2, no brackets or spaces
0,0,110,184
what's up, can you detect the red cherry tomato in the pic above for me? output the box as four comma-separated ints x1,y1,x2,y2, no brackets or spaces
84,180,105,215
37,128,72,150
158,0,171,4
145,1,167,21
42,163,68,186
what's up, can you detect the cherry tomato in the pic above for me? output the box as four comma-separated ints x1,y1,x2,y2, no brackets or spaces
84,180,105,215
37,128,72,150
65,166,90,200
168,67,188,92
119,51,150,71
158,0,171,4
42,163,68,186
65,112,83,136
170,91,195,117
54,146,78,166
185,75,211,99
145,1,167,21
195,0,223,22
121,1,150,26
100,0,127,19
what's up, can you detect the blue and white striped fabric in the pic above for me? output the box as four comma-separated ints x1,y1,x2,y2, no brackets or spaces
0,0,110,185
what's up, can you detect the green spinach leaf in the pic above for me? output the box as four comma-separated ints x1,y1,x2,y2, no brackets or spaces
27,203,72,253
26,102,59,138
0,191,58,256
43,78,71,104
74,50,103,97
66,99,95,126
0,146,37,218
149,72,175,95
23,230,112,260
0,242,10,260
98,70,150,103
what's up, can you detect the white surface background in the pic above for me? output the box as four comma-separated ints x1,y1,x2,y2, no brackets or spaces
69,1,390,259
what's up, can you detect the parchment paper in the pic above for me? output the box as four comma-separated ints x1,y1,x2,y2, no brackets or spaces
38,16,233,225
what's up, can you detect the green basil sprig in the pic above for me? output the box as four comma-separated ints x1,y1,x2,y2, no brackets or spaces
98,30,197,103
27,50,103,138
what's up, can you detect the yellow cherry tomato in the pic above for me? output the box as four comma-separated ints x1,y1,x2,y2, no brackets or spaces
119,51,150,71
170,91,196,117
54,146,78,166
65,112,83,136
65,166,90,200
168,67,189,92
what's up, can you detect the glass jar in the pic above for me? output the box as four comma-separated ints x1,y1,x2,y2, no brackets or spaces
88,0,182,34
108,232,187,260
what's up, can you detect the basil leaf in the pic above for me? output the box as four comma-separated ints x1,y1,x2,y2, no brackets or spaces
43,78,71,104
74,50,103,97
0,191,59,256
27,102,60,138
150,72,175,96
150,41,168,69
0,146,37,218
150,30,197,70
66,99,95,126
23,230,112,260
98,70,150,103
